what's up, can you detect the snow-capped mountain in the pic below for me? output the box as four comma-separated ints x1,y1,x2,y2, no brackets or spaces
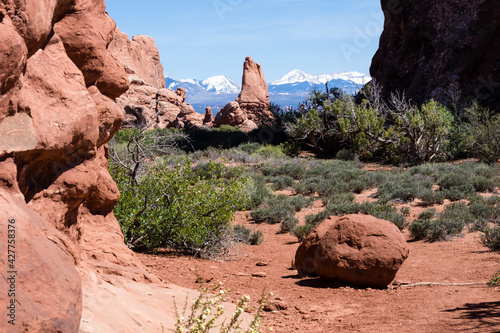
165,69,371,114
271,70,370,86
166,75,240,94
202,76,240,94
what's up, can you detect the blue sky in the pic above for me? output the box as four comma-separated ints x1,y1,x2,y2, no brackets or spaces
106,0,383,82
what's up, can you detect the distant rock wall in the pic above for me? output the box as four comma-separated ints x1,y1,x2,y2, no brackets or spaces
371,0,500,111
111,29,205,129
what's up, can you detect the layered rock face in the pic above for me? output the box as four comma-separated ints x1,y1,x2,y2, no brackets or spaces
0,0,161,331
215,57,274,130
371,0,500,111
295,215,409,288
111,29,205,129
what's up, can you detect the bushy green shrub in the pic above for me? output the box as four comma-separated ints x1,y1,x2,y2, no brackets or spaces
280,215,299,234
270,175,295,190
242,175,274,210
428,202,471,241
261,162,306,180
233,224,263,245
232,224,251,243
463,102,500,164
192,161,225,180
472,176,496,192
378,175,433,204
409,219,433,241
481,226,500,251
238,142,262,155
358,202,407,230
441,185,475,201
293,177,323,196
250,194,311,225
254,145,286,158
336,149,356,161
111,160,248,256
249,230,264,245
418,208,437,220
420,190,445,206
292,224,315,242
305,210,331,227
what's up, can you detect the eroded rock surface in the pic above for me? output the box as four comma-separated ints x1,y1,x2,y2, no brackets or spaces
295,214,409,288
371,0,500,111
0,0,172,331
111,29,203,129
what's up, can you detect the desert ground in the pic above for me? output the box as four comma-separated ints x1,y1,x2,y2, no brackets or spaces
138,192,500,333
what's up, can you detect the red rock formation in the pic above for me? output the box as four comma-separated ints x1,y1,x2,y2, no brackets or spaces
111,29,204,129
371,0,500,111
108,28,165,89
295,214,409,288
215,57,274,130
0,0,170,331
0,1,253,331
203,106,214,124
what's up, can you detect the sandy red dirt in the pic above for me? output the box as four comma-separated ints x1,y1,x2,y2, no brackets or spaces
138,200,500,333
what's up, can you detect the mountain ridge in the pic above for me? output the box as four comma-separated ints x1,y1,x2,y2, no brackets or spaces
166,70,371,113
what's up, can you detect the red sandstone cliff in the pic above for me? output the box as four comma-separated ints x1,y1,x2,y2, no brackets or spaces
0,0,188,331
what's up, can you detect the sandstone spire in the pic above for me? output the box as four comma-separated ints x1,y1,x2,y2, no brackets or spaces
214,57,274,130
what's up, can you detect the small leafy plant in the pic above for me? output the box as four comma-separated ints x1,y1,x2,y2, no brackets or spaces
173,283,271,333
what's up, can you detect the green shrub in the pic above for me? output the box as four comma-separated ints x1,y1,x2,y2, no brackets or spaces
437,172,469,190
242,175,274,210
270,175,295,190
305,210,331,227
254,145,286,158
249,230,264,245
251,205,290,224
261,162,306,180
288,195,315,211
441,184,475,201
232,224,252,243
426,221,448,242
472,176,496,192
251,194,312,225
359,202,407,230
468,198,493,222
280,215,299,234
232,223,264,245
420,190,445,206
470,219,489,233
463,102,500,164
489,270,500,286
324,192,356,205
431,202,471,240
326,201,362,216
481,226,500,251
293,224,315,242
293,177,322,195
336,149,356,161
418,208,437,220
111,161,248,256
238,142,261,155
409,219,433,241
193,161,225,180
378,175,432,204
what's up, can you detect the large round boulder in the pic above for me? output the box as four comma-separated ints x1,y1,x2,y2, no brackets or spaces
295,214,409,288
